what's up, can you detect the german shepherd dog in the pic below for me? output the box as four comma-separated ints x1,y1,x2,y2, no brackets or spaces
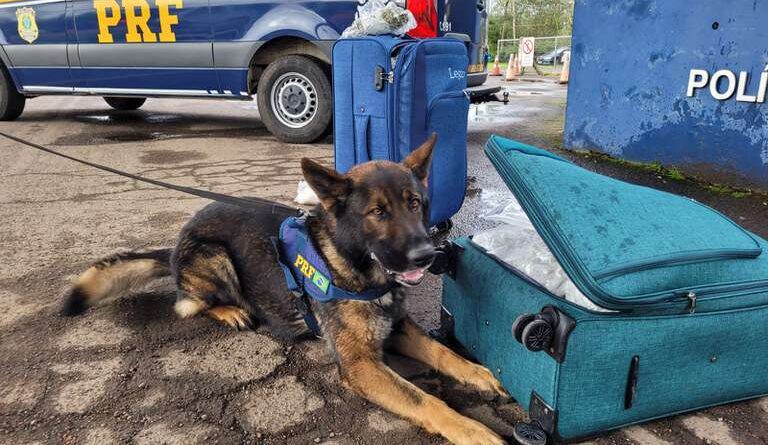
61,135,508,445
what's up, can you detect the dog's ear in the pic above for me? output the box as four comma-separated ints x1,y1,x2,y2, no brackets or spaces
403,133,436,185
301,158,351,210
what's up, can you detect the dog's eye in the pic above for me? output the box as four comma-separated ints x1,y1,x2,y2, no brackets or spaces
409,198,421,210
370,207,385,217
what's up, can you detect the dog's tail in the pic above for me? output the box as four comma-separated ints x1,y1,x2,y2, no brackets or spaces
61,248,173,316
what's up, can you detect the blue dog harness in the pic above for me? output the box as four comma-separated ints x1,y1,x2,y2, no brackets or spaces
274,216,391,336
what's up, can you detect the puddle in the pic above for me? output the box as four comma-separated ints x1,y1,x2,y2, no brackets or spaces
140,150,207,164
470,103,524,126
74,113,184,125
509,90,544,96
52,127,269,146
53,131,164,145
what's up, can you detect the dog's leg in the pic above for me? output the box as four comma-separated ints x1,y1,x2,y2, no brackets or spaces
173,241,252,329
330,303,505,445
389,318,508,397
340,355,506,445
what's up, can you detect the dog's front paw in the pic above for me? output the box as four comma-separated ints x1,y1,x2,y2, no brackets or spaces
443,417,507,445
464,364,509,398
206,305,254,330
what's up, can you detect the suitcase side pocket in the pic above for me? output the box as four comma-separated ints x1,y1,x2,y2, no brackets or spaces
426,91,470,224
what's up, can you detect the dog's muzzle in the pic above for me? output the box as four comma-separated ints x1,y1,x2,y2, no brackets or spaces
371,252,433,287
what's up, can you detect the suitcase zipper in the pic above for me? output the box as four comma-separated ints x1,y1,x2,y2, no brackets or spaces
388,42,413,162
485,137,768,311
387,39,464,162
665,279,768,312
687,291,697,314
593,249,763,280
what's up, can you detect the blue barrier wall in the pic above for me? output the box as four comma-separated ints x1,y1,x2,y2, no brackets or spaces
564,0,768,189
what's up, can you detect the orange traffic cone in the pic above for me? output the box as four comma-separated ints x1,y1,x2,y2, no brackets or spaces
513,55,522,77
490,55,501,76
559,51,571,84
505,54,517,81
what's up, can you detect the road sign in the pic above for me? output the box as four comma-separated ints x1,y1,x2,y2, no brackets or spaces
519,37,535,67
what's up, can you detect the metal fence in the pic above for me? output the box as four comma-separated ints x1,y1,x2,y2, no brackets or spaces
495,35,572,73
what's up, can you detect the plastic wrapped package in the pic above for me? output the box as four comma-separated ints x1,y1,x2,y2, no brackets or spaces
474,190,612,313
341,0,417,38
294,180,320,206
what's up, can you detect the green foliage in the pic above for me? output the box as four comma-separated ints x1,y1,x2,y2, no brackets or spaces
583,152,760,199
488,0,574,57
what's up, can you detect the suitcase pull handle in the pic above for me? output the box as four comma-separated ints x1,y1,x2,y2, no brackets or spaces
354,114,371,163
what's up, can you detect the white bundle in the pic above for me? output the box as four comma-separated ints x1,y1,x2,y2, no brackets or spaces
474,189,611,312
341,0,417,38
294,180,320,206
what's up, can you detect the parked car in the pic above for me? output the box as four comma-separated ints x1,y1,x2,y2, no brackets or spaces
0,0,488,143
536,46,570,65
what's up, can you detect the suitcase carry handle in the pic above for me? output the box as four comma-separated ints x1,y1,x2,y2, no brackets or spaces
354,114,371,164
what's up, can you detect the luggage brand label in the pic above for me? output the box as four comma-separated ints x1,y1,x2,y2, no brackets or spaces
448,67,466,79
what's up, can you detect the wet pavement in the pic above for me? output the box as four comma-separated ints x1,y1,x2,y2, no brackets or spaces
1,76,767,445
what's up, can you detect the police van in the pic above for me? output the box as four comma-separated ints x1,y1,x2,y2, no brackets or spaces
0,0,488,143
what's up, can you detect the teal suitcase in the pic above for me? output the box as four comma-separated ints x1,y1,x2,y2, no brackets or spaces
439,135,768,443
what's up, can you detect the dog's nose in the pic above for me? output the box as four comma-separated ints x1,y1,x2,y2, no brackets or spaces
408,244,436,268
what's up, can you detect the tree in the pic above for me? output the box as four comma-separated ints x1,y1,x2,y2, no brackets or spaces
487,0,574,57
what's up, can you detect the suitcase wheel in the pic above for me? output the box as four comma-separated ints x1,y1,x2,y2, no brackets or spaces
521,319,554,352
512,314,536,343
513,421,548,445
432,219,453,234
513,308,562,352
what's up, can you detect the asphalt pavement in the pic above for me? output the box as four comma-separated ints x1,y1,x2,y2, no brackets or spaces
1,76,767,445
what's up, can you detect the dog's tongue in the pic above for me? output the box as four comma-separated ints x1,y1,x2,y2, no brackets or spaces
399,268,425,282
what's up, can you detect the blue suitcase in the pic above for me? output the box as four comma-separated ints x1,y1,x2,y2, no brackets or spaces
440,135,768,443
332,36,470,226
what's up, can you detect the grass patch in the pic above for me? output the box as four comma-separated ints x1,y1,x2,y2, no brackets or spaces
704,184,752,199
666,168,686,181
581,151,763,199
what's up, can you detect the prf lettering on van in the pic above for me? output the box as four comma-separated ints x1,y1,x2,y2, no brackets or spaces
94,0,182,43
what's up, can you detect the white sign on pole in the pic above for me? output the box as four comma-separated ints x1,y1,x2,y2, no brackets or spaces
519,37,535,67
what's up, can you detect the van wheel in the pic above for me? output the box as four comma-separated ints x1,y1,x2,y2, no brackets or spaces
257,55,332,144
104,97,146,111
0,66,25,120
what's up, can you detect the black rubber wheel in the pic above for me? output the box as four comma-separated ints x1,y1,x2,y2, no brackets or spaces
0,66,25,120
521,319,553,352
257,55,332,144
513,422,548,445
512,314,535,343
432,219,454,234
104,97,146,111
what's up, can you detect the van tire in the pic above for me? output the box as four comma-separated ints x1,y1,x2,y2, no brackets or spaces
0,67,25,121
104,97,146,111
257,55,331,144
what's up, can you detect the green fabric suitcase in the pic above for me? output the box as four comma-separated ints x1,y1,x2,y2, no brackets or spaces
439,135,768,443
